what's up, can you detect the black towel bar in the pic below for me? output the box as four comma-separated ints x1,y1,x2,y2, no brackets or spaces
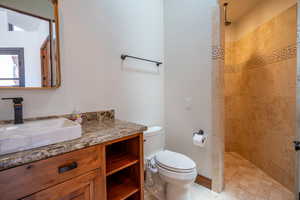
121,54,162,67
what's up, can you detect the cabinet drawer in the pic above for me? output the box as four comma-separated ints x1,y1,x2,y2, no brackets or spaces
22,169,102,200
0,145,103,200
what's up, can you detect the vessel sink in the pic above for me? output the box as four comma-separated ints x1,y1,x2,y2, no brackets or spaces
0,118,82,156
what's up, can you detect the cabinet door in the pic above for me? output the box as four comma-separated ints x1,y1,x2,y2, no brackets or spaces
23,169,104,200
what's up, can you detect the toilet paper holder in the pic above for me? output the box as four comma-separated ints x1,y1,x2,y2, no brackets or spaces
193,129,205,136
192,129,207,147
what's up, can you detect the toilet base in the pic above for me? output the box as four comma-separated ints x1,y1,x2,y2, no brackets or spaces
166,183,192,200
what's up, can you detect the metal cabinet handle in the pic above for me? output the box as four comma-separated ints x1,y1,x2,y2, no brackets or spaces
58,162,78,174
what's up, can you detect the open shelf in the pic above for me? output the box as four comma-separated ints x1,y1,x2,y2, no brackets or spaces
107,173,139,200
105,135,143,200
106,152,139,176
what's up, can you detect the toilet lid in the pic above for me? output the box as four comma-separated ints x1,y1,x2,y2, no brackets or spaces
154,150,196,173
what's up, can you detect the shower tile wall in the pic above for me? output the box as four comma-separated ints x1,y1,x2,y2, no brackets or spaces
211,5,226,192
224,5,297,191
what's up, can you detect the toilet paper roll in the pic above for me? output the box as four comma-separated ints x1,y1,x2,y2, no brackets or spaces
193,134,207,147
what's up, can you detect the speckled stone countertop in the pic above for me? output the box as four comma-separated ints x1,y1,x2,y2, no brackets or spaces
0,119,147,171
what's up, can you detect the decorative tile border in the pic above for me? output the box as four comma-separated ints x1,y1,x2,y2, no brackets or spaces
225,44,297,73
212,45,225,60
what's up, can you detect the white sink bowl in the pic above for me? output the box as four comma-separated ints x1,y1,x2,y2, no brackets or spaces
0,118,82,156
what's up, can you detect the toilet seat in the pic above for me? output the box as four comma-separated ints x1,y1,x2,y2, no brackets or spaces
154,150,196,173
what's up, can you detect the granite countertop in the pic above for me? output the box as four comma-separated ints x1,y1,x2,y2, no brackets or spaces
0,119,147,171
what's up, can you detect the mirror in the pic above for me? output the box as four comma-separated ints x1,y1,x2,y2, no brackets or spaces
0,0,61,89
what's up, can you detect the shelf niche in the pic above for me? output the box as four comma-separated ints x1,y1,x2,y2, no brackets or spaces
105,135,143,200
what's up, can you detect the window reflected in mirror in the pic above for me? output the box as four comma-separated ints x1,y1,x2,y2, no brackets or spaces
0,48,24,87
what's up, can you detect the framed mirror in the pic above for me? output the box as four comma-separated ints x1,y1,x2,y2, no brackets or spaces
0,0,61,89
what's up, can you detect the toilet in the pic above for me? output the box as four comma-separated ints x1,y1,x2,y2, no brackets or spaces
144,126,197,200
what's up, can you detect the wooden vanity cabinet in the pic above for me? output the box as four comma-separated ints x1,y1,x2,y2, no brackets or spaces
0,133,144,200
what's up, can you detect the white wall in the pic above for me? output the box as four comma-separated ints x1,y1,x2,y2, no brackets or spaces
164,0,217,178
0,0,164,128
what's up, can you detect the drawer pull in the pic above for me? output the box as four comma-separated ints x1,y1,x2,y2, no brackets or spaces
26,165,33,170
58,162,78,174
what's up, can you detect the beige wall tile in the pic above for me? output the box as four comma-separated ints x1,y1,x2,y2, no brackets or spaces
224,5,297,192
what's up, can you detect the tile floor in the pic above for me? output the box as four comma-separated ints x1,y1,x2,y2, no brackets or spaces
144,152,295,200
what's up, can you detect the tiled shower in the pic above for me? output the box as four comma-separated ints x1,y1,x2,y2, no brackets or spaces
224,5,297,192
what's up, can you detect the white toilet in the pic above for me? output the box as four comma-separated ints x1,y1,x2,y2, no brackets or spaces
144,126,197,200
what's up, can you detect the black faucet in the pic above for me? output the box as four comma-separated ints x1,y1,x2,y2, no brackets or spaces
2,97,24,124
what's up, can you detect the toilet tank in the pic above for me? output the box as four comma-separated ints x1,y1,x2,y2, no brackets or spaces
144,126,165,158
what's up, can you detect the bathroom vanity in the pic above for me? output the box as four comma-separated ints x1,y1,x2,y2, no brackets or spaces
0,113,146,200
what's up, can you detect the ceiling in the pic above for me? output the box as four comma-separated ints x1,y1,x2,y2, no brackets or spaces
0,7,43,31
220,0,261,22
